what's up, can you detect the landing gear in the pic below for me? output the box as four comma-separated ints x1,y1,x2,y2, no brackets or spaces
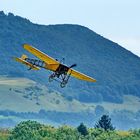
60,80,67,88
49,73,55,82
59,71,71,88
48,70,72,88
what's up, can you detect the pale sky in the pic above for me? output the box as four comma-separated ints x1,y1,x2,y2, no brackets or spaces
0,0,140,56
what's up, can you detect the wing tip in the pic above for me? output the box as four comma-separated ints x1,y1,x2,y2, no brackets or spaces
22,43,30,49
89,78,96,82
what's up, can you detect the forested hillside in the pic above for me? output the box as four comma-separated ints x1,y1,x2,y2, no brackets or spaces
0,11,140,103
0,11,140,130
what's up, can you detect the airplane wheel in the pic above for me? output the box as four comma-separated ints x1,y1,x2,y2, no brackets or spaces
60,81,67,88
49,74,55,82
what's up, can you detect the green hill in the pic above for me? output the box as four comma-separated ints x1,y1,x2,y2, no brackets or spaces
0,11,140,129
0,11,140,104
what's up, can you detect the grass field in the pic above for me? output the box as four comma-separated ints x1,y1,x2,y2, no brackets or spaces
0,76,95,112
0,76,140,113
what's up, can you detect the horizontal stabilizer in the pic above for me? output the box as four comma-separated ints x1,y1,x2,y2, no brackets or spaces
13,57,40,70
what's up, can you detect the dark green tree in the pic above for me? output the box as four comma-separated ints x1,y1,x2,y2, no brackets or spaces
95,115,115,131
77,123,88,136
9,120,44,140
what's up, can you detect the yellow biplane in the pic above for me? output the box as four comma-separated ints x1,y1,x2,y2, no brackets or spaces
14,44,96,88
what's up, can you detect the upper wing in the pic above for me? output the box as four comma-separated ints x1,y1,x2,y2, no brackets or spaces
23,44,59,64
14,57,40,70
68,69,96,82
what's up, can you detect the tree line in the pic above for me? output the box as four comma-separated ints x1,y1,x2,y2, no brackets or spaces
0,115,140,140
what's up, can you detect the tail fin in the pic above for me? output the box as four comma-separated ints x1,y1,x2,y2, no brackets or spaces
21,54,28,60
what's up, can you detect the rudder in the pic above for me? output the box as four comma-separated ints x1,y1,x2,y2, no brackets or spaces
21,54,28,60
